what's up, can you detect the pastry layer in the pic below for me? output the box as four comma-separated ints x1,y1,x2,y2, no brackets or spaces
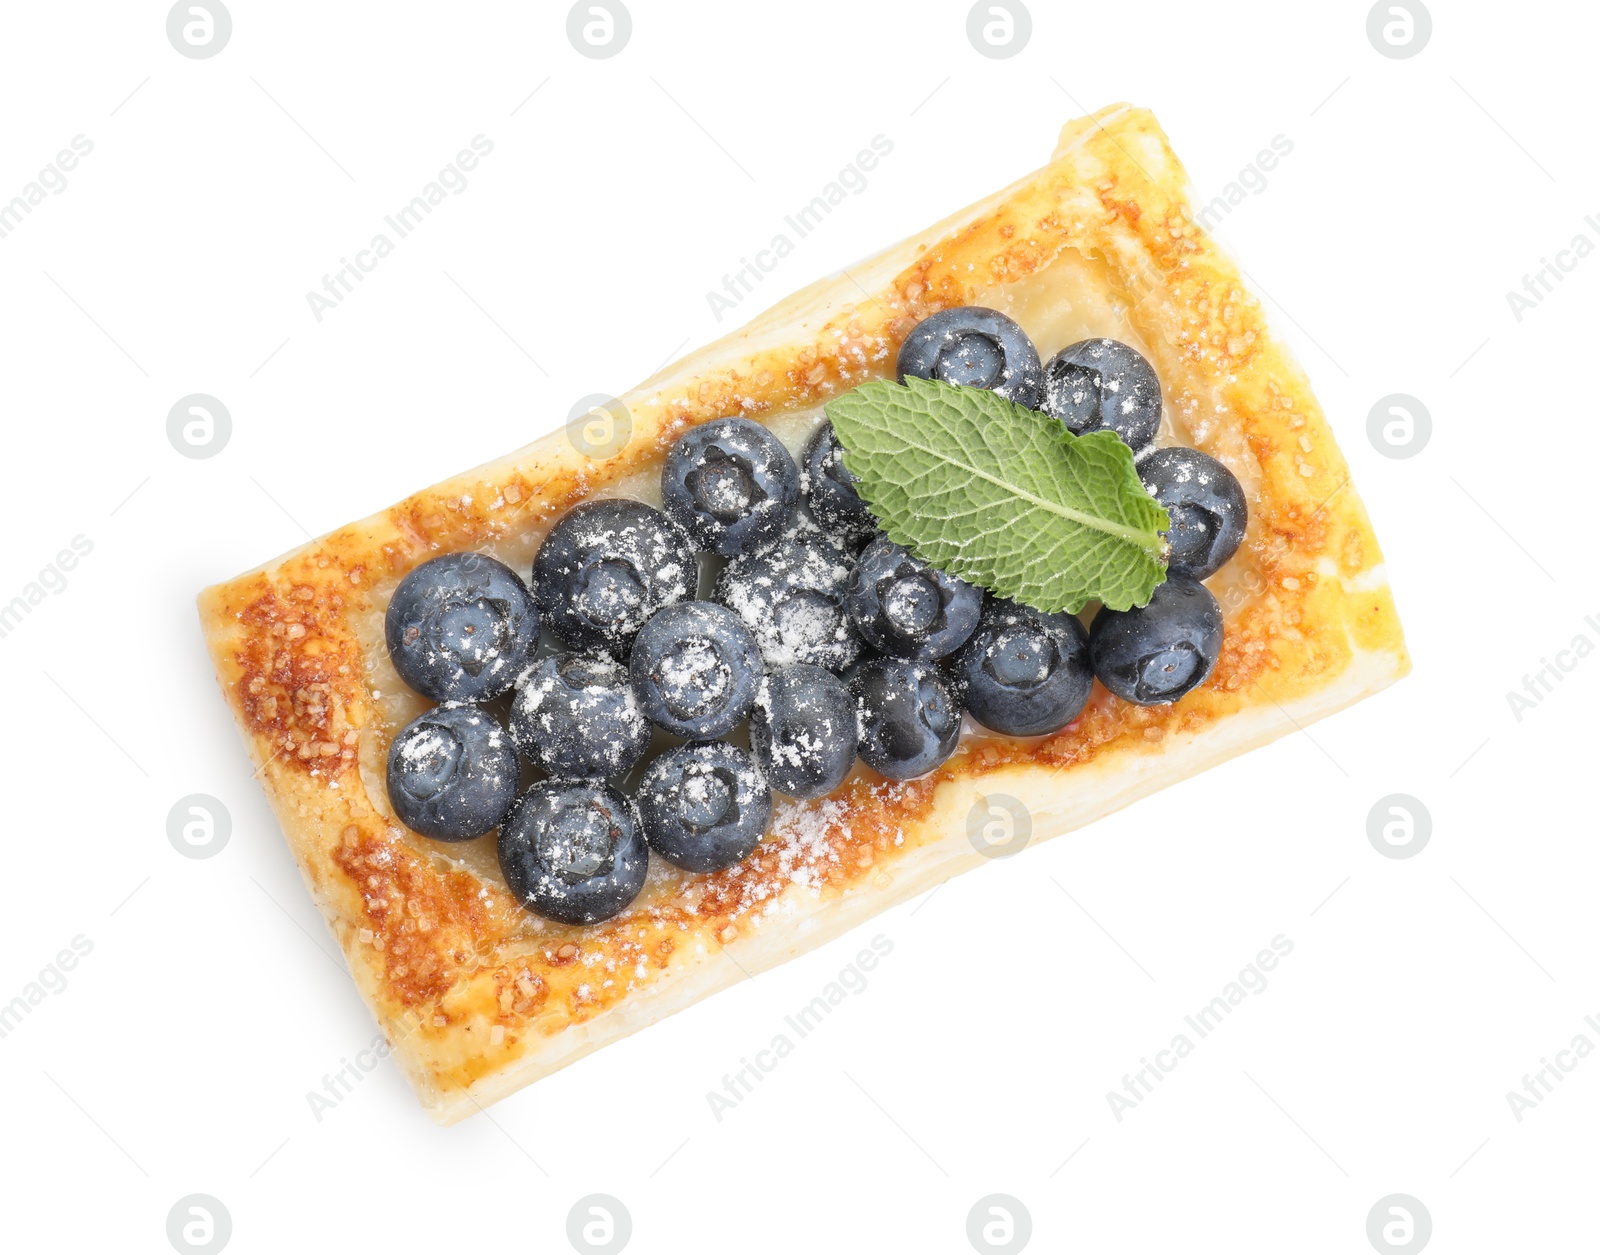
198,104,1407,1124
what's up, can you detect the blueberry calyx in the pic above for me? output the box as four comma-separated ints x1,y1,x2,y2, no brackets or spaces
386,705,519,842
1138,446,1248,580
896,306,1044,408
848,536,982,661
497,780,649,924
1088,576,1223,706
637,742,772,873
629,601,764,739
951,598,1093,736
662,417,800,556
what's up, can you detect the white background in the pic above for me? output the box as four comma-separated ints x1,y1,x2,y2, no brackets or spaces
1,2,1595,1252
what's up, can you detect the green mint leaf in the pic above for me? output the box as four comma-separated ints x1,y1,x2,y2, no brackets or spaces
825,376,1169,614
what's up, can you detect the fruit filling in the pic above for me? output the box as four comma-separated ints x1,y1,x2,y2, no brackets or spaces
379,308,1249,924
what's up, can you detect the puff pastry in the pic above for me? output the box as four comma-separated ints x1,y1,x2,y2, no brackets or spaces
198,104,1408,1124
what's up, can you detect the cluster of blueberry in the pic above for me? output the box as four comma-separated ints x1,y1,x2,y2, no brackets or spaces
380,306,1248,927
900,308,1247,704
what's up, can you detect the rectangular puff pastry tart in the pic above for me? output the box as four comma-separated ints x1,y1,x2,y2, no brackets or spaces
199,104,1407,1124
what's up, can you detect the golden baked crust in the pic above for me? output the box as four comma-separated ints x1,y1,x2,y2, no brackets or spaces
198,104,1407,1124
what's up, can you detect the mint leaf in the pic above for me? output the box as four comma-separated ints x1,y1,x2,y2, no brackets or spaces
825,376,1168,614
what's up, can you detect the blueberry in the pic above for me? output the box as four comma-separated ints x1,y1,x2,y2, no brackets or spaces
509,653,651,780
386,705,518,842
951,598,1093,736
715,531,861,671
385,552,540,703
1089,576,1223,706
1040,338,1162,451
896,306,1043,408
750,664,857,799
848,536,982,661
661,417,800,556
629,601,763,739
497,780,648,925
532,498,698,654
849,656,962,780
637,742,772,873
801,421,876,539
1138,446,1248,580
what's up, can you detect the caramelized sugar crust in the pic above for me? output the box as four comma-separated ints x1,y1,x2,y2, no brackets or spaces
198,106,1406,1116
